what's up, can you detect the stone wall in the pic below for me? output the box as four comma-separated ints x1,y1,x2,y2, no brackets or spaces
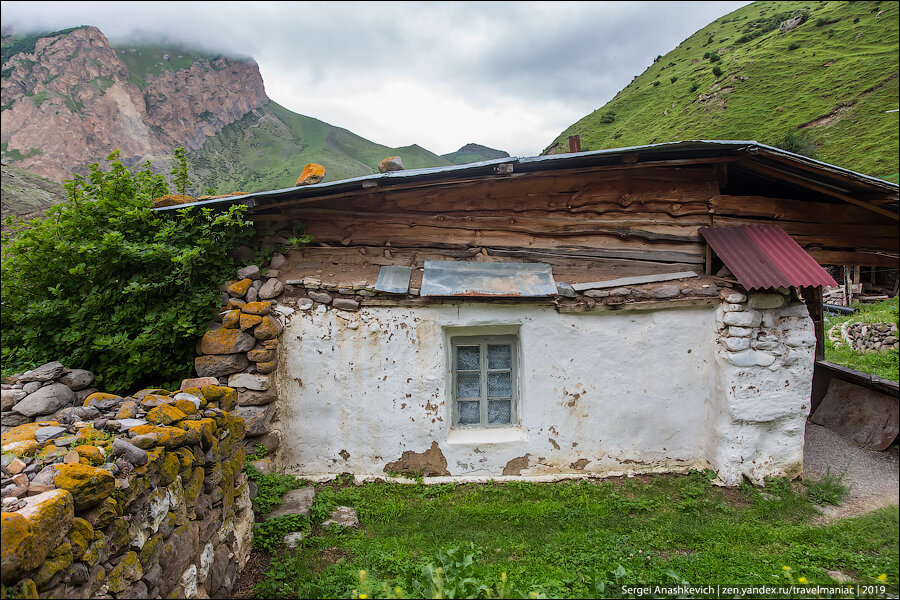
709,288,817,485
193,255,292,461
1,381,251,599
2,363,97,434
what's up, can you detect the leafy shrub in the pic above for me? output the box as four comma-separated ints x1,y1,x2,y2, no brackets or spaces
652,80,660,87
253,514,310,553
712,66,723,77
245,464,304,516
599,111,617,124
689,81,700,93
1,151,253,392
788,42,801,50
774,130,818,158
709,53,721,63
670,76,678,84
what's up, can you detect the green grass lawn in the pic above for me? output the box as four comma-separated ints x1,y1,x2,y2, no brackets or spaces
246,470,899,599
824,298,899,381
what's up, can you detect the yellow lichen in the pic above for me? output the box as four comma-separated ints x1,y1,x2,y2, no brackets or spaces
1,440,38,459
1,421,60,446
296,163,326,186
1,512,35,584
174,418,216,448
53,464,115,510
151,194,194,208
74,445,105,466
83,392,120,408
69,517,94,560
239,313,263,331
171,399,198,416
222,309,241,329
241,301,272,315
159,452,180,486
146,403,187,426
227,278,253,297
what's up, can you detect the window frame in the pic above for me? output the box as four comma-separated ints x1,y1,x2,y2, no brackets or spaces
450,334,518,428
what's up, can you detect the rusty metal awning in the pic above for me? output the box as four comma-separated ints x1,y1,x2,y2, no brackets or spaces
420,261,557,297
700,225,838,290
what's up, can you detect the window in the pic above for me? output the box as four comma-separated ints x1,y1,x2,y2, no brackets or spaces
451,335,517,427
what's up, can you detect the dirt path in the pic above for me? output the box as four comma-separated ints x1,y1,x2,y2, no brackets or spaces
803,421,899,521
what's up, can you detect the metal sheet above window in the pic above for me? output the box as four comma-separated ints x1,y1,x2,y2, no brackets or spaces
420,261,557,297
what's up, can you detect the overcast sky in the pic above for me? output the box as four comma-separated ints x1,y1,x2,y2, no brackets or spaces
2,1,749,157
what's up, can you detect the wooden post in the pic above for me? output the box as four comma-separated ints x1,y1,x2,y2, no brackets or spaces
843,264,853,305
568,135,582,153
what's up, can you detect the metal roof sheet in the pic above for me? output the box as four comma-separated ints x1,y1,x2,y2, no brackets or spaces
375,266,412,294
420,261,557,297
699,225,838,290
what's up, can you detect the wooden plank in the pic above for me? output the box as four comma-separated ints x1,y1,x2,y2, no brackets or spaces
739,161,899,221
710,195,887,224
710,215,898,250
475,246,704,265
816,360,900,397
808,249,900,267
572,271,698,292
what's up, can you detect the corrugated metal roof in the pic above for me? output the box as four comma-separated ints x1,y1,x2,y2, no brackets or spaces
699,225,838,290
420,261,557,297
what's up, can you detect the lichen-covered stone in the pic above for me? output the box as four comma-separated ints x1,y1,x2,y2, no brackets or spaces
68,518,94,560
1,421,60,446
174,418,217,450
226,278,253,298
200,385,237,411
1,512,34,584
107,551,142,593
239,313,263,331
194,353,251,378
14,490,74,577
146,403,187,426
127,424,187,449
171,399,198,417
1,439,38,458
241,301,272,316
80,534,106,566
73,445,105,466
296,162,326,186
256,360,278,374
222,309,241,329
53,464,115,510
253,315,283,340
247,347,276,363
198,328,257,355
83,392,121,408
114,401,140,420
159,452,180,486
81,497,118,530
32,542,72,589
378,156,404,172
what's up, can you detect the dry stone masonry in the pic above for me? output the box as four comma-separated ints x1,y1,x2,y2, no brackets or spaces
836,321,899,353
1,380,251,599
2,363,96,434
710,287,817,485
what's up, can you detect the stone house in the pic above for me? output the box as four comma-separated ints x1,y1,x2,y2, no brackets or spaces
160,141,899,485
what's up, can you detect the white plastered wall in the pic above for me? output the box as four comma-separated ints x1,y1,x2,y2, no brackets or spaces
273,297,814,483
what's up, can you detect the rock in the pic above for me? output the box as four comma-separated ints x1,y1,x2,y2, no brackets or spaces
222,309,241,329
266,487,316,519
296,163,326,186
256,360,277,374
22,381,42,395
53,405,101,424
378,156,404,173
333,298,360,312
19,361,65,383
556,283,576,298
258,278,285,300
247,348,276,363
584,289,609,298
246,286,259,303
650,284,680,299
7,489,74,580
236,265,260,280
59,369,95,392
198,328,257,355
308,290,333,304
242,301,272,316
253,315,283,341
283,531,304,548
194,354,251,378
779,13,804,33
240,313,263,331
226,279,253,298
722,310,761,328
12,383,75,417
269,253,287,269
322,506,359,528
74,387,98,404
34,426,67,444
234,404,277,436
180,377,219,390
723,337,750,352
748,293,785,310
53,464,115,510
1,389,26,411
719,289,747,303
227,373,270,391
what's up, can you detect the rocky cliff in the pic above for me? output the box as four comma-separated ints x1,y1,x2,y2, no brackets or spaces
1,26,267,182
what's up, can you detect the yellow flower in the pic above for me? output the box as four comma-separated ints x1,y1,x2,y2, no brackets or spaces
878,574,888,582
782,566,791,572
396,587,403,595
359,570,367,583
501,572,507,583
798,577,808,584
530,593,539,599
359,595,368,600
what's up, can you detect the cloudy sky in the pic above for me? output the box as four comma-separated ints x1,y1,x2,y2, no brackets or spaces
2,1,749,157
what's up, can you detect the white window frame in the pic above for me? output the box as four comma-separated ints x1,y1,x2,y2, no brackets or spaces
450,334,518,428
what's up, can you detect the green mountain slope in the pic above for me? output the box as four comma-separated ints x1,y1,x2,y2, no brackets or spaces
545,1,899,178
441,143,510,165
186,101,454,193
0,163,67,226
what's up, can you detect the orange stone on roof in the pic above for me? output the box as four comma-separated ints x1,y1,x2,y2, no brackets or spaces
296,163,326,186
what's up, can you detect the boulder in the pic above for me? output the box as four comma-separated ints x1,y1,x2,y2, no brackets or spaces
19,361,65,383
1,389,26,411
253,316,283,341
12,383,75,417
236,265,260,280
266,487,315,519
226,279,253,298
53,464,115,510
237,388,277,406
378,156,404,173
234,404,277,436
59,369,95,392
241,301,272,316
258,278,284,300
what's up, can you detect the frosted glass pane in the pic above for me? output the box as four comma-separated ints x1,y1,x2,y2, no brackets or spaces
487,372,511,398
488,400,511,424
488,344,511,369
457,346,480,371
458,401,480,424
457,372,481,398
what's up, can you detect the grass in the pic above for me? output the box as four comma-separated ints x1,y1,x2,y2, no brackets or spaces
247,471,898,599
110,43,253,89
185,101,454,194
824,297,899,381
546,1,899,178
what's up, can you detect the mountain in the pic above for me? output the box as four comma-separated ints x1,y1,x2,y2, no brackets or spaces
441,143,510,165
0,161,66,226
1,26,507,203
543,1,899,178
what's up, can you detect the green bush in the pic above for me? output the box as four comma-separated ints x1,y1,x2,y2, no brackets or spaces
1,151,253,392
774,130,818,158
788,42,801,50
598,111,617,124
712,66,723,77
709,53,721,63
670,76,678,84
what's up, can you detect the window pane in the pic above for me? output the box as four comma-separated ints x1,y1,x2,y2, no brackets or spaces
488,344,512,369
456,346,480,371
487,372,511,398
488,400,511,424
458,401,480,424
457,372,481,398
